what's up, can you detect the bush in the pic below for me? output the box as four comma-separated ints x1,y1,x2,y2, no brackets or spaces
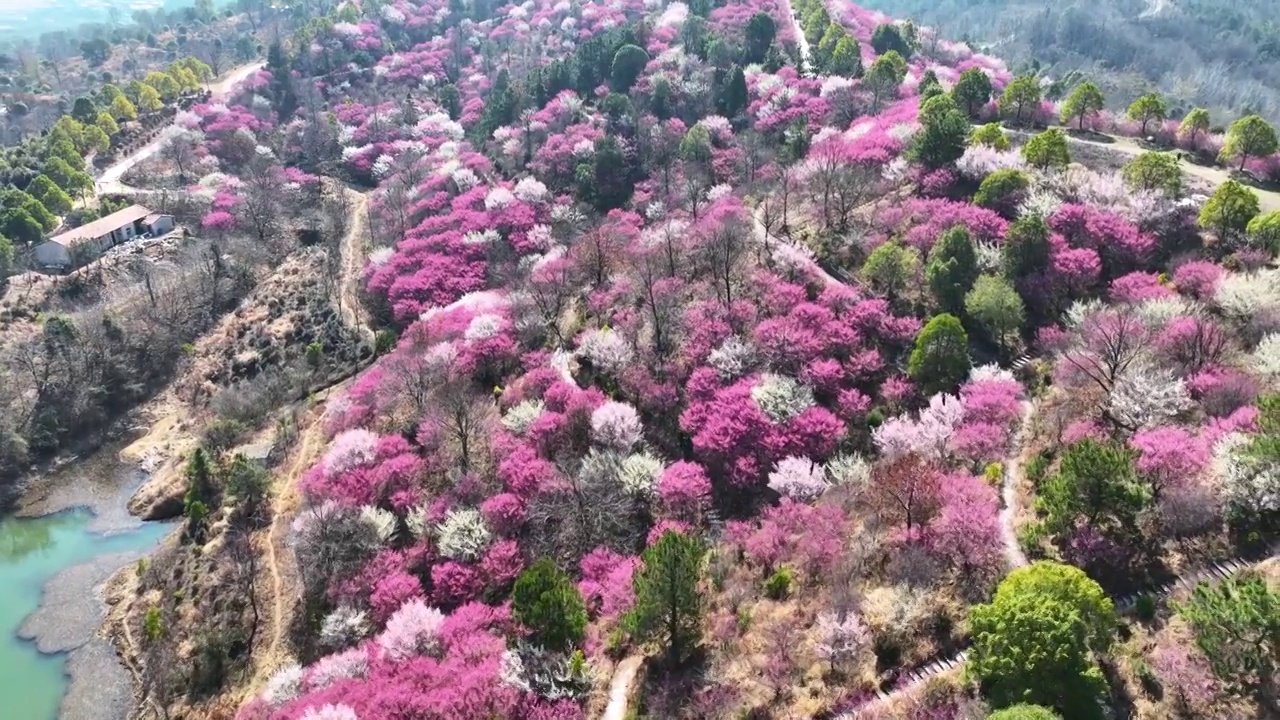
512,559,589,651
1026,449,1054,487
974,169,1031,217
763,567,794,600
202,418,247,454
987,705,1062,720
1133,593,1157,621
1017,521,1049,559
374,329,397,354
984,462,1004,484
144,607,163,642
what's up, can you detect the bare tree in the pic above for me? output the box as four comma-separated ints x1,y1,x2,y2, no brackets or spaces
1062,309,1152,396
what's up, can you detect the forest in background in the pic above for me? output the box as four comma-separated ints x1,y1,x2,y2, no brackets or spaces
859,0,1280,124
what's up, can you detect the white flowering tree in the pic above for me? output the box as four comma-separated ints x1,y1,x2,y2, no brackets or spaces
436,508,492,561
590,401,644,450
619,452,664,497
377,599,446,661
1214,434,1280,521
751,373,816,423
767,456,830,501
708,336,757,380
1107,362,1194,430
813,611,870,676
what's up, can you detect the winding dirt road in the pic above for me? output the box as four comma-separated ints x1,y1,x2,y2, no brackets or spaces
1057,130,1280,213
96,61,264,195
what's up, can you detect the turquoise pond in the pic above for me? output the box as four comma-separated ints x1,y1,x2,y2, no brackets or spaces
0,508,168,719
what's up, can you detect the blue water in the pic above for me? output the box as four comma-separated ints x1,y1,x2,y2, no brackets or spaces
0,508,168,719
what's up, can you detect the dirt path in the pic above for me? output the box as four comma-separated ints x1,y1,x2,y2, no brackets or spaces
96,61,264,195
602,655,644,720
243,184,373,692
336,186,375,348
999,401,1034,570
781,0,812,73
247,397,329,693
1060,130,1280,213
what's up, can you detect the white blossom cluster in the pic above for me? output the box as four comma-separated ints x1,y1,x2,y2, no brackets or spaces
360,505,398,543
502,399,545,435
1213,433,1280,519
1254,333,1280,378
263,664,305,707
1108,362,1193,429
969,363,1016,384
1064,298,1106,329
956,145,1025,181
1215,269,1280,322
706,184,733,202
485,186,516,210
751,373,816,423
307,647,370,689
1018,185,1062,219
772,241,820,277
463,228,501,246
319,606,371,649
1135,296,1201,329
619,452,664,497
378,599,446,661
301,704,359,720
404,505,429,540
590,401,644,450
526,223,554,250
551,203,585,226
656,1,687,27
820,75,855,97
813,611,870,666
708,336,756,380
577,328,633,375
974,240,1003,275
882,156,910,183
372,154,397,179
767,456,830,501
436,508,492,561
450,167,481,191
514,176,550,204
464,312,504,341
824,453,872,489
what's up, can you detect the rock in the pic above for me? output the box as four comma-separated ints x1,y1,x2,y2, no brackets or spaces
127,462,186,521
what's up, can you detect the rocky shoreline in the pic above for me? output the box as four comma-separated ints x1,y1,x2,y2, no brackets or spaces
11,441,174,720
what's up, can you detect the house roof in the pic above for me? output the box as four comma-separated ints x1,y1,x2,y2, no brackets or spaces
46,205,152,247
142,213,168,226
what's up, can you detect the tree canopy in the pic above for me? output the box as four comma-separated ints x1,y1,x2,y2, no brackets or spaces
968,562,1115,718
908,313,971,395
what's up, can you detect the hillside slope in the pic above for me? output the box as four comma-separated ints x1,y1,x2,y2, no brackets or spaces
860,0,1280,122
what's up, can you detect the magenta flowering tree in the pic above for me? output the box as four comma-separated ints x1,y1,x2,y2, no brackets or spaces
873,197,1008,253
926,472,1003,584
1049,203,1158,277
724,498,850,581
657,461,713,524
1130,426,1207,503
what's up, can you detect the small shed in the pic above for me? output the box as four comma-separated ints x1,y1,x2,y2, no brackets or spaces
143,213,176,236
